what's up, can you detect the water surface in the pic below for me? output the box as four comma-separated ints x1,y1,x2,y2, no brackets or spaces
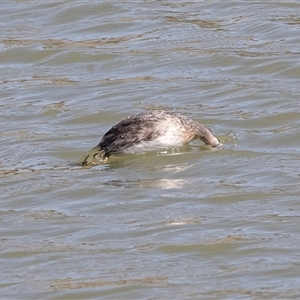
1,1,300,299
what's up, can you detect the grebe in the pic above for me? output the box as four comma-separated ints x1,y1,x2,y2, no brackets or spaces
80,110,219,166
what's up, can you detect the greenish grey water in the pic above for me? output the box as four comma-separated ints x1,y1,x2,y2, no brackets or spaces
1,1,300,299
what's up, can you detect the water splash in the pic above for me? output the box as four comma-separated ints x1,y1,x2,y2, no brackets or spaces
78,147,107,166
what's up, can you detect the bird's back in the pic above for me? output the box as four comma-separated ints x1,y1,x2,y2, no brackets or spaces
98,111,196,156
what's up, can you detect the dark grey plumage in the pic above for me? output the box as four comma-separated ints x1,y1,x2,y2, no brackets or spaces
98,110,218,158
